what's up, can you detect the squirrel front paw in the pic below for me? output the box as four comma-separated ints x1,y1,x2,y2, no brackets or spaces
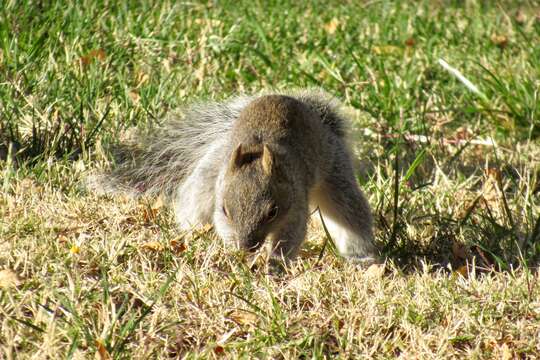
344,255,382,269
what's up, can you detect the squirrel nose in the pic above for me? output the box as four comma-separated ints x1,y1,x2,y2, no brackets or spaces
240,233,264,252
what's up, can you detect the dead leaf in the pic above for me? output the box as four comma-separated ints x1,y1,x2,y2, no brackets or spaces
486,167,502,183
514,10,526,25
138,196,166,223
141,241,165,252
141,205,158,223
0,269,23,288
95,339,112,360
80,49,106,66
191,223,214,239
481,167,504,218
214,345,225,355
136,70,149,87
490,34,508,48
227,309,258,326
128,91,140,104
170,239,187,254
404,37,415,47
324,18,339,34
455,265,469,278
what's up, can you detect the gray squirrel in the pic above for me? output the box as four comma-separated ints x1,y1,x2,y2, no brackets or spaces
92,90,379,265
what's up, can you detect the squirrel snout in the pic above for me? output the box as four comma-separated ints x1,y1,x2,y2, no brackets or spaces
240,233,265,252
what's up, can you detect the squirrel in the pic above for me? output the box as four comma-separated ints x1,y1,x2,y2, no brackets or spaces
91,90,379,265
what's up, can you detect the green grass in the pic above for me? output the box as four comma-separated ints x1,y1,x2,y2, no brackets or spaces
1,0,540,358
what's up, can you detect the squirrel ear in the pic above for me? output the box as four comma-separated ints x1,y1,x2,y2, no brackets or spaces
229,143,270,172
262,145,273,175
229,144,244,172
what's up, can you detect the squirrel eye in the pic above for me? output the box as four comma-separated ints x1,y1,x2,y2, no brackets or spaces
222,205,229,218
266,205,279,223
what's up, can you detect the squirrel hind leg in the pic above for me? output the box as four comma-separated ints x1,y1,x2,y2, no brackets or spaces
173,189,213,231
172,165,217,232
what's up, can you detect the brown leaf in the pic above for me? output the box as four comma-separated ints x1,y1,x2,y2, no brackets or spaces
80,49,106,66
170,239,187,254
324,18,339,34
481,167,503,214
490,34,508,48
167,333,194,358
404,37,415,47
455,265,469,278
192,223,214,239
486,167,502,183
141,241,165,252
141,205,158,223
135,70,149,87
95,340,112,360
128,90,140,104
214,345,225,355
0,269,23,288
139,196,166,223
514,10,526,25
228,309,258,326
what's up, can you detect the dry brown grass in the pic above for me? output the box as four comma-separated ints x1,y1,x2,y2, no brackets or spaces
2,132,540,358
2,0,540,357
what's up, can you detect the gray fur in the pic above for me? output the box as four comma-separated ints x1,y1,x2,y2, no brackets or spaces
94,90,379,264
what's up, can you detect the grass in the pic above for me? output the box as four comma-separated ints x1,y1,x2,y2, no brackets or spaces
1,0,540,358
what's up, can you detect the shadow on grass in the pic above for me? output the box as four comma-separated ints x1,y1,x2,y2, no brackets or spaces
364,133,540,273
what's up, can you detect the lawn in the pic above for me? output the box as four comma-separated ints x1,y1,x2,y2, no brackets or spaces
1,0,540,358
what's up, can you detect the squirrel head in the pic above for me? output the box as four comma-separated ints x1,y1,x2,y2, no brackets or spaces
214,143,293,252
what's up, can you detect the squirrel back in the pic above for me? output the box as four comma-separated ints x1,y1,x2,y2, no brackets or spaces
93,90,347,198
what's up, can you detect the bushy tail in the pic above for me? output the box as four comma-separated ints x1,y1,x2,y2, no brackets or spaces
89,97,251,198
